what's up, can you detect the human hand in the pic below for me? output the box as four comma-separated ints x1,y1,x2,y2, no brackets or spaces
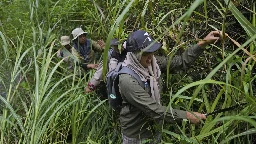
198,31,223,48
186,111,206,124
87,64,98,69
84,87,92,93
97,40,105,49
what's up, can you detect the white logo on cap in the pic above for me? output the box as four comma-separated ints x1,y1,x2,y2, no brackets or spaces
144,32,152,41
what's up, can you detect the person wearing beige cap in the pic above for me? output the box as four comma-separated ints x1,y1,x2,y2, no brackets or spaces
72,28,105,70
57,36,81,69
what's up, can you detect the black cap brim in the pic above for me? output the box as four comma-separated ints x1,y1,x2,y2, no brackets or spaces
142,42,162,52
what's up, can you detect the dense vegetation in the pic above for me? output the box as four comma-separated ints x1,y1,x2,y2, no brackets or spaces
0,0,255,143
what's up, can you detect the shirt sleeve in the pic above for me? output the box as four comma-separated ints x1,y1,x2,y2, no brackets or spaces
91,40,103,52
89,49,114,86
156,44,204,73
89,61,103,87
119,74,187,122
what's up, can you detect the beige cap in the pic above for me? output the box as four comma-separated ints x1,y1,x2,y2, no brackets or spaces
71,28,87,40
60,36,70,46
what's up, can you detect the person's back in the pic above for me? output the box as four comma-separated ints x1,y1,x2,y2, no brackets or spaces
118,30,221,143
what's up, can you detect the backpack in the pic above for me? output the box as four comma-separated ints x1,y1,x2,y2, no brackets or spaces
106,62,145,111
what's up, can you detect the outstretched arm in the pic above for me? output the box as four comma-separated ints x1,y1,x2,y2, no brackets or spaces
156,31,222,73
156,44,204,73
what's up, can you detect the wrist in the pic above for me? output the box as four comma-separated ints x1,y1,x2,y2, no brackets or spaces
186,111,189,119
197,40,208,48
186,111,192,120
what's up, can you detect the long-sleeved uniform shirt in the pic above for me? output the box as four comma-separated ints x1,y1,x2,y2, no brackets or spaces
118,44,204,138
73,39,103,70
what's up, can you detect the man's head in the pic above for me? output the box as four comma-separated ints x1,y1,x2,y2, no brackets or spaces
61,36,71,49
72,28,88,44
126,30,162,67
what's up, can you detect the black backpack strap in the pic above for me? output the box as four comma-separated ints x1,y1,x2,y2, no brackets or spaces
119,66,145,89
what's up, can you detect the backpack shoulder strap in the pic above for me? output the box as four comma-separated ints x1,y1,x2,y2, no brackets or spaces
119,66,145,89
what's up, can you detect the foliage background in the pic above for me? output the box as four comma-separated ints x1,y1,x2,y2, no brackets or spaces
0,0,255,143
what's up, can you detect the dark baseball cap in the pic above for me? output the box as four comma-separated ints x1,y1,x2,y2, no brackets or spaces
126,30,162,52
110,39,119,46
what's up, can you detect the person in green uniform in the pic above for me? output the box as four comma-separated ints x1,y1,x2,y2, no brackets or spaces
119,30,222,143
72,27,105,70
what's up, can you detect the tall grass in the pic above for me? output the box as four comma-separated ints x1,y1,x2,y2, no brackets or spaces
0,0,255,143
163,1,256,143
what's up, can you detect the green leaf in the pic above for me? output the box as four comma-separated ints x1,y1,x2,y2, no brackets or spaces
220,128,256,144
224,0,256,39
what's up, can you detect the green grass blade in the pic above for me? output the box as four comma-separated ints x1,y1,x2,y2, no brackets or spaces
224,0,256,38
102,0,136,77
220,128,256,144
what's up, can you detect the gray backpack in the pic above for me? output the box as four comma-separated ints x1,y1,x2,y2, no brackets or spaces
106,63,145,111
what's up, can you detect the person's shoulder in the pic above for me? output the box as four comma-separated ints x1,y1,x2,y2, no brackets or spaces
119,74,137,84
119,74,143,92
119,74,134,89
